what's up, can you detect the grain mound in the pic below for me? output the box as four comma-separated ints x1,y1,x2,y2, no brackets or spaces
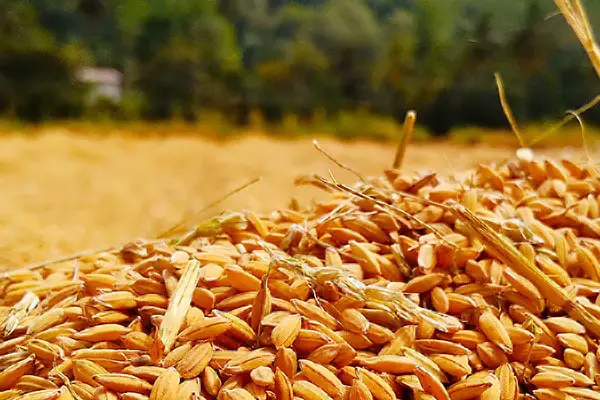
2,153,600,400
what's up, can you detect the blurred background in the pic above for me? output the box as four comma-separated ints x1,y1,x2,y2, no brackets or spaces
2,0,600,135
1,0,600,266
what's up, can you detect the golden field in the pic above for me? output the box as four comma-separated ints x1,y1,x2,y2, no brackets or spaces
0,129,595,267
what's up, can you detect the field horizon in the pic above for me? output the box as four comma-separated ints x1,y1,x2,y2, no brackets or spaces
0,129,596,268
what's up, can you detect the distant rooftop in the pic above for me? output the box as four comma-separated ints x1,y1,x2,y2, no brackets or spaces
77,67,123,86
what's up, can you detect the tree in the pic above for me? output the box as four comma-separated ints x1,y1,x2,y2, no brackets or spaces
136,4,241,119
115,0,151,91
308,0,382,110
257,38,331,118
1,0,600,130
373,10,416,117
0,2,87,120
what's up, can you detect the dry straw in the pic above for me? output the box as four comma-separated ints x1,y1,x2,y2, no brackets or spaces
392,110,417,170
496,0,600,150
555,0,600,79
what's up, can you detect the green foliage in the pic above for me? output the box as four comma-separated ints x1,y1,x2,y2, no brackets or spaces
324,110,427,141
0,2,87,121
1,0,599,135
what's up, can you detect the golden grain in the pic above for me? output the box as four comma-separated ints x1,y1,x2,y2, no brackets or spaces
220,388,255,400
291,299,338,330
273,367,293,400
557,333,589,354
248,366,274,388
561,387,600,400
533,388,575,400
428,355,471,378
530,371,575,389
213,310,256,344
72,324,132,342
93,374,153,394
494,364,517,400
176,342,213,379
222,349,275,375
292,380,333,400
68,381,94,400
415,366,450,400
447,376,492,400
478,311,513,354
274,348,297,379
5,147,600,400
0,355,36,391
92,387,118,400
357,367,397,400
271,314,302,349
120,393,150,400
360,355,417,375
71,359,109,387
12,389,62,400
149,367,180,400
350,378,374,400
178,316,231,342
299,359,344,399
306,343,342,364
122,366,166,383
416,340,470,356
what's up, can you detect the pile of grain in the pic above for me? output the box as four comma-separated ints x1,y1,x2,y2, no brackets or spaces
2,154,600,400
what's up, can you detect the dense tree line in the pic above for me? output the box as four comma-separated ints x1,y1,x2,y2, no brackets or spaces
1,0,600,134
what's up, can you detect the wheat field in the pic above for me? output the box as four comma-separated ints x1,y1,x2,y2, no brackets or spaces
0,130,592,267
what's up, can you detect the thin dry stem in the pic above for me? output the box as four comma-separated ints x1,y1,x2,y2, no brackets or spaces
272,253,462,332
312,139,364,182
7,246,117,273
494,73,525,147
555,0,600,79
392,110,417,169
529,94,600,147
151,259,202,362
565,109,591,163
157,177,262,239
517,0,600,152
316,175,458,250
451,202,600,338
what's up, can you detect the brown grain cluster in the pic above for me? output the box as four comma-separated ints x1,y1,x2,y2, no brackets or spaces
2,155,600,400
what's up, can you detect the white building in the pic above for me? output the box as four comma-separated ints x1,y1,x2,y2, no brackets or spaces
77,67,123,103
